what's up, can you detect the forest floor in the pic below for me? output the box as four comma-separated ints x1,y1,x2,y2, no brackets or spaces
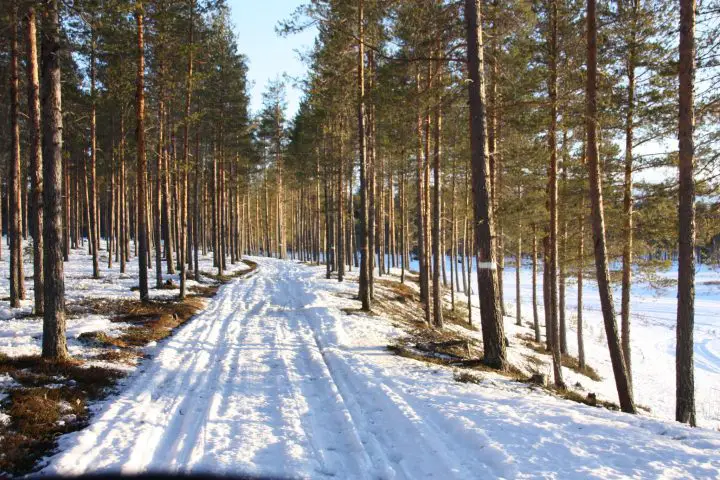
34,256,720,478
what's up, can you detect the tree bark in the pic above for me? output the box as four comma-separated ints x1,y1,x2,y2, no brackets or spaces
577,199,586,369
89,26,100,279
41,0,68,360
676,0,696,426
27,7,44,315
135,3,149,302
357,0,371,311
620,0,639,391
9,5,25,307
532,223,540,342
464,0,506,369
432,103,444,328
586,0,635,413
179,0,195,299
547,0,564,388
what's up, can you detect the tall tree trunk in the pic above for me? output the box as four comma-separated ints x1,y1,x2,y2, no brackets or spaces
194,133,200,281
9,6,25,307
179,0,195,300
586,0,635,413
400,171,406,283
155,83,164,288
337,124,345,282
89,27,100,279
432,104,444,328
547,0,564,388
465,0,506,369
120,114,127,272
416,69,430,323
532,223,540,342
135,3,149,302
621,0,639,392
577,199,586,369
26,8,44,315
676,0,696,427
41,0,68,359
357,0,370,311
516,228,522,327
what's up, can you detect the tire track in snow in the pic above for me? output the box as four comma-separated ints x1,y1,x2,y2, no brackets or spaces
45,257,509,478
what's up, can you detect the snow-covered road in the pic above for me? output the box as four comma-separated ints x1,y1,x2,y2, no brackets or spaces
43,258,720,478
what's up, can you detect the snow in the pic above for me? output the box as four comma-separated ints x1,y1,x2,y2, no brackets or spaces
498,261,720,428
0,239,248,361
39,257,720,478
393,255,720,428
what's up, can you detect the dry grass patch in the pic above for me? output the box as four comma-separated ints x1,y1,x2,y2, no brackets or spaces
553,387,620,411
0,356,125,475
1,384,90,475
0,356,121,395
442,306,478,331
189,284,220,298
454,371,483,384
377,279,417,303
517,333,602,381
89,349,142,364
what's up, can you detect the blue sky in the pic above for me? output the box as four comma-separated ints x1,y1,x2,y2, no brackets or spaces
228,0,316,118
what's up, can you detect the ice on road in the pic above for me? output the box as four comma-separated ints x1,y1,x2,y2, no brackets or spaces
43,258,720,479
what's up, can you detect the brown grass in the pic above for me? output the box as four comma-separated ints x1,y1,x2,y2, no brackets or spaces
90,349,142,364
189,284,220,298
517,333,602,381
553,387,620,411
443,306,478,331
453,371,483,384
0,355,125,474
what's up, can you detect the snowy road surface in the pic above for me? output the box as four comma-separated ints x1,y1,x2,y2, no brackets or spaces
43,258,720,478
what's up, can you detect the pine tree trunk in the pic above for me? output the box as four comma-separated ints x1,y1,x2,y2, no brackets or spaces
400,171,406,284
89,28,100,279
547,0,564,388
357,0,371,310
416,69,429,322
432,105,444,328
450,164,457,308
9,6,25,307
120,114,127,273
465,0,505,369
41,0,68,360
586,0,635,413
621,0,639,391
26,8,44,315
337,124,345,282
577,200,585,369
532,223,541,342
155,86,164,288
676,0,696,426
179,0,194,299
194,133,200,281
135,3,149,302
516,230,522,327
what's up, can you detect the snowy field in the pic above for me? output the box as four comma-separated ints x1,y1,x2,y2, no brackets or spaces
38,257,720,478
388,255,720,428
500,261,720,428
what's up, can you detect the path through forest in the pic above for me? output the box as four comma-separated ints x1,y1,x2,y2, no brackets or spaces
42,258,720,478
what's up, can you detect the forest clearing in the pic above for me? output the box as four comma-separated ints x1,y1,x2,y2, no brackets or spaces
1,0,719,477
